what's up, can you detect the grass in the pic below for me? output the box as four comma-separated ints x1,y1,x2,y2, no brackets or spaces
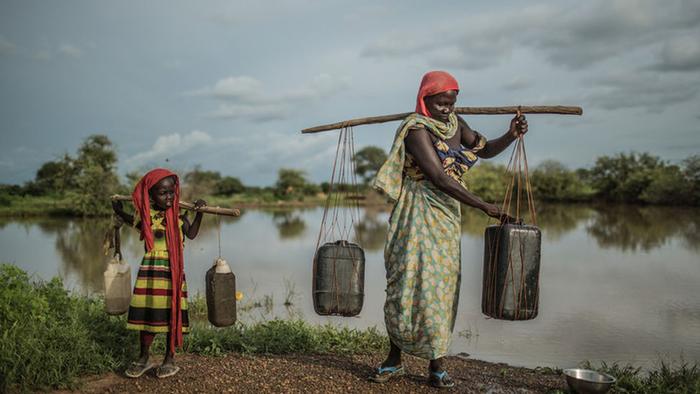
0,194,77,217
580,360,700,394
3,263,698,393
0,264,387,392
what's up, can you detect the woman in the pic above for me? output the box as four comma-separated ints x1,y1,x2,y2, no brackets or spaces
371,71,527,388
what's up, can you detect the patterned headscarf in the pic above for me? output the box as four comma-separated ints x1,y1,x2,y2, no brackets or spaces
131,168,184,353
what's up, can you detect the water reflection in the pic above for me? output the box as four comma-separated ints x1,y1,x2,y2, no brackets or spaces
271,210,307,239
2,204,698,295
355,208,388,252
460,203,595,241
586,205,700,252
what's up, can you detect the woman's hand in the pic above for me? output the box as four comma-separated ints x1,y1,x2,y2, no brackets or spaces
508,114,528,138
193,199,207,210
482,202,517,223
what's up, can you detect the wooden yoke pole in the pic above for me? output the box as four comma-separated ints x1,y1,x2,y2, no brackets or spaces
110,194,241,217
301,105,583,134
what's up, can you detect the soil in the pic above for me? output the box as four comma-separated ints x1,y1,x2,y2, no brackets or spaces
58,353,568,393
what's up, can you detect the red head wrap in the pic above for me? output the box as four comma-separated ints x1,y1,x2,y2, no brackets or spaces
131,168,184,353
415,71,460,117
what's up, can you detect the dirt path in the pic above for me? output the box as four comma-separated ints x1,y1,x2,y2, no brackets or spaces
62,353,568,393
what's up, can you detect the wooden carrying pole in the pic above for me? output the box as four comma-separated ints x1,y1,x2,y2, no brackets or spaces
301,105,583,134
110,194,241,217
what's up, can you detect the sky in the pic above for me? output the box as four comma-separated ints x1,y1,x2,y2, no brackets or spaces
1,0,699,186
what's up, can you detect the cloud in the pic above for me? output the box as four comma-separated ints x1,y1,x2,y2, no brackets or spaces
206,103,289,121
127,130,213,168
361,1,700,71
192,74,349,120
32,50,51,61
0,35,16,56
651,35,700,71
502,76,532,91
584,71,700,111
58,44,82,58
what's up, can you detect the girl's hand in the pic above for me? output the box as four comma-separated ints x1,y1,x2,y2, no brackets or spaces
509,114,528,138
111,199,123,212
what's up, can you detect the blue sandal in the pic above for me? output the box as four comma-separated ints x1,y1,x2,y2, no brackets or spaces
429,370,455,389
369,365,405,383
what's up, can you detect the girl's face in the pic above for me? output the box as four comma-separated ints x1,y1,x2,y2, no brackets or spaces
150,176,176,210
424,90,457,123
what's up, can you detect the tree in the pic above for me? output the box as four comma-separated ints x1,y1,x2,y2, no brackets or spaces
589,152,665,202
71,135,120,216
76,135,117,172
531,160,593,202
682,154,700,204
353,146,387,184
183,166,221,199
215,176,245,196
275,169,308,198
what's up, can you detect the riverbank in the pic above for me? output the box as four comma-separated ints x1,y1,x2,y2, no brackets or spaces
56,353,567,393
3,264,699,393
0,192,391,218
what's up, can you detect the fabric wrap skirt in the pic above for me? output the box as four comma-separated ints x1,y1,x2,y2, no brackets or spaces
383,176,461,359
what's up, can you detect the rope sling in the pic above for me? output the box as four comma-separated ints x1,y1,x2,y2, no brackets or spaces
312,126,366,317
482,112,542,320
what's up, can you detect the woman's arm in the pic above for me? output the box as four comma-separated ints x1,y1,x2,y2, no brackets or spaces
181,199,206,239
462,115,527,159
405,127,513,222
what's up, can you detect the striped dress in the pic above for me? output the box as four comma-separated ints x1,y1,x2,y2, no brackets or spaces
127,210,189,333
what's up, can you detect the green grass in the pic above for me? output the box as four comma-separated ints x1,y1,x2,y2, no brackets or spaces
0,264,387,392
580,360,700,394
0,194,77,217
3,263,698,393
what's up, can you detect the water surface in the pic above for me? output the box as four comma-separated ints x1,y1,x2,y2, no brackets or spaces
1,204,698,369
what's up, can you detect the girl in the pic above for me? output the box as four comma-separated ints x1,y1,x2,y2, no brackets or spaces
112,168,206,379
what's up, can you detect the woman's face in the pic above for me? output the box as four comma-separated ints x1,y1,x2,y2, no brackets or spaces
150,176,176,210
424,90,457,122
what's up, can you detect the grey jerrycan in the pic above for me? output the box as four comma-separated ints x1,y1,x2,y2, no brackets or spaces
482,223,541,321
205,258,237,327
313,240,365,317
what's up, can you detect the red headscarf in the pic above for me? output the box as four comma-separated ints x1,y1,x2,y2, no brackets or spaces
415,71,460,117
131,168,184,353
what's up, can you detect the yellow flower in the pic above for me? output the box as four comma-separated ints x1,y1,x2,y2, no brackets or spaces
235,291,244,301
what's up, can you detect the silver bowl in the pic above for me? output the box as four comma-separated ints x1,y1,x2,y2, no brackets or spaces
563,368,616,394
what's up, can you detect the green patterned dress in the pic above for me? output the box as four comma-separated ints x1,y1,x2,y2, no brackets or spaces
374,112,485,359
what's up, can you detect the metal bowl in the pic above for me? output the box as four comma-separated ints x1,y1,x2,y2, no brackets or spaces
564,368,616,394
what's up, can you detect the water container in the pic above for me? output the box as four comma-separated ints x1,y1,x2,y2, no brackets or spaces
205,258,237,327
482,224,541,320
313,240,365,316
104,257,132,315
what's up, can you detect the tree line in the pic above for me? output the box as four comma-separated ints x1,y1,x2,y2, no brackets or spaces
0,134,698,216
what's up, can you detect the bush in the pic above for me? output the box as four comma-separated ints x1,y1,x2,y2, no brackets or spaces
0,264,134,392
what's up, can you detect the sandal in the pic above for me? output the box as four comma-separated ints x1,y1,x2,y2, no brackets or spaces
156,363,180,379
369,365,405,383
429,370,455,389
125,361,156,378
